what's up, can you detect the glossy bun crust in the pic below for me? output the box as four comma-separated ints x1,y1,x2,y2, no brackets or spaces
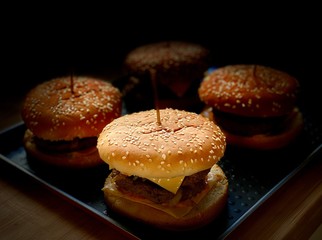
97,108,226,179
21,76,122,141
103,164,228,231
199,64,300,117
124,41,210,85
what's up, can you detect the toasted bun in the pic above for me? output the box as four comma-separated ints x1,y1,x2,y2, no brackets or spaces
103,164,228,230
21,76,122,141
198,64,300,117
97,108,226,178
124,41,210,74
201,107,304,150
23,129,103,168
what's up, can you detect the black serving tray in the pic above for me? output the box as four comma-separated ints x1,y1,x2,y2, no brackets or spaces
0,109,321,240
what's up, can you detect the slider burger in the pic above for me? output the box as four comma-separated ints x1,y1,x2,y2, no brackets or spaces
120,41,211,113
21,76,122,168
97,108,228,230
198,64,304,150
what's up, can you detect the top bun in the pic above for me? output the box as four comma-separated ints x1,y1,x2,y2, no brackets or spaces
21,76,122,141
198,64,300,117
125,41,209,74
97,108,226,178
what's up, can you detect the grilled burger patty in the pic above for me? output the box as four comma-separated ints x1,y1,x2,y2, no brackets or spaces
32,135,98,153
213,109,296,136
110,169,209,204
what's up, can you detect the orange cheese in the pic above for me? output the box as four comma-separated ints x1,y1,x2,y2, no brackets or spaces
147,176,185,194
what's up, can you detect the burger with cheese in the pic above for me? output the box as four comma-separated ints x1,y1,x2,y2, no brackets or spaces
97,108,228,230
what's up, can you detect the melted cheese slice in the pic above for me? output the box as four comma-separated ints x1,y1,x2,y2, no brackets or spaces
147,176,185,194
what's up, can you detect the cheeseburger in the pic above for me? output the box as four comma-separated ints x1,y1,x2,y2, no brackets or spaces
119,41,211,113
97,108,228,230
198,64,304,150
21,76,122,168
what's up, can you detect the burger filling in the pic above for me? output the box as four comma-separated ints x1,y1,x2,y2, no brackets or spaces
212,108,299,136
32,135,98,153
104,165,226,218
109,169,208,205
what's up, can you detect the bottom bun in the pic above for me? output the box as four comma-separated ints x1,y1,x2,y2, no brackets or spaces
23,129,104,169
103,164,228,231
201,107,304,150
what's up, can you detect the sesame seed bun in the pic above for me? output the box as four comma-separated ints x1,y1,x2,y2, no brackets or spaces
198,65,303,149
22,76,122,141
198,64,299,117
103,164,228,231
120,41,210,113
21,76,122,168
97,108,226,178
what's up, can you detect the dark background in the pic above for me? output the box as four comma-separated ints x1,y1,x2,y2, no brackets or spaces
1,4,321,112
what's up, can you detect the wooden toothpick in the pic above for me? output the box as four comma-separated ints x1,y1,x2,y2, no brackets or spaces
252,64,259,84
150,68,161,125
70,69,74,94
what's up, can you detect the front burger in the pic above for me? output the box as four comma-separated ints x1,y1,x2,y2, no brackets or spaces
198,64,304,150
21,76,122,168
97,108,228,230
